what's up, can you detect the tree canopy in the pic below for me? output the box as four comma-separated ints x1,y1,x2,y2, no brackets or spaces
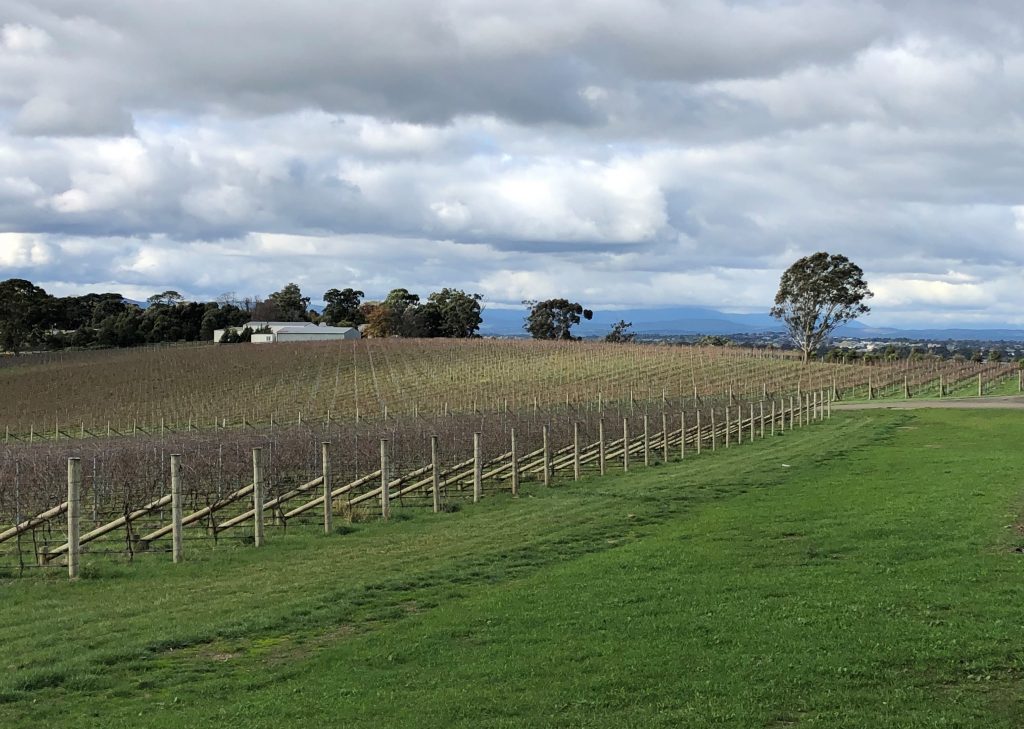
267,283,310,322
770,251,872,363
523,299,593,340
424,288,483,338
604,320,635,343
0,279,50,354
322,288,365,327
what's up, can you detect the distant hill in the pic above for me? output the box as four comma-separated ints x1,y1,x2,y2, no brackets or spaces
481,305,1024,341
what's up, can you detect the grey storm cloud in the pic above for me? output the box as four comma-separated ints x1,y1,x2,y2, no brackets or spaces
2,0,1024,327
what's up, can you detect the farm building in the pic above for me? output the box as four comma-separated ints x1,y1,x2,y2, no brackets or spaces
213,322,360,344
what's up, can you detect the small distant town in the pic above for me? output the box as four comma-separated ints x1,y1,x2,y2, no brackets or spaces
634,331,1021,363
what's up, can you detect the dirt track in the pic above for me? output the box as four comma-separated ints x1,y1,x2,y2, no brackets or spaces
834,396,1024,411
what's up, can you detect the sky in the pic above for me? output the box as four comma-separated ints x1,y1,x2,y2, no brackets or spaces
1,0,1024,328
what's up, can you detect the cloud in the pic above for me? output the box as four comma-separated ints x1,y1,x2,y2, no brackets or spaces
2,1,1024,328
0,232,52,267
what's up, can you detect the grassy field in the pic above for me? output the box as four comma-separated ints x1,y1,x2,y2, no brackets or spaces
2,408,1023,727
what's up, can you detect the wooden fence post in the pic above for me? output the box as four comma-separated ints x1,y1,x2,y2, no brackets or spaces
252,448,265,547
759,402,765,438
622,418,630,472
431,435,442,511
827,392,832,419
643,414,650,466
710,409,717,451
380,439,390,520
680,412,686,460
67,458,81,579
662,412,669,463
904,376,910,399
725,407,731,448
695,410,701,455
598,418,606,476
321,442,332,535
473,433,483,502
789,396,795,430
868,375,873,400
978,373,983,397
170,454,183,563
771,400,776,436
573,422,581,481
510,429,519,496
750,403,755,441
542,425,551,486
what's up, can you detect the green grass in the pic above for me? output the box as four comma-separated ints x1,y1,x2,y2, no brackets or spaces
2,409,1023,727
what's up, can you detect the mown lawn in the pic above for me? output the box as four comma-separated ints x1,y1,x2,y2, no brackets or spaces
2,409,1023,727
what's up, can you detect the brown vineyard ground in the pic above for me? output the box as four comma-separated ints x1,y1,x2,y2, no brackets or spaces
0,338,1012,437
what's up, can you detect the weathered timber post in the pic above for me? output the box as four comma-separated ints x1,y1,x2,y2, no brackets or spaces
573,422,581,481
788,396,795,430
750,403,755,441
67,458,81,579
622,418,630,472
473,432,483,502
322,442,333,535
827,392,832,419
431,435,442,510
252,448,265,546
737,405,742,445
170,454,183,563
759,402,765,438
938,374,944,398
868,375,873,400
725,407,730,448
542,425,552,486
1019,369,1023,393
695,411,701,455
662,412,669,463
770,400,776,436
510,429,520,496
598,419,606,476
643,414,650,466
978,373,983,397
680,412,686,459
904,376,910,399
380,439,391,520
711,409,717,451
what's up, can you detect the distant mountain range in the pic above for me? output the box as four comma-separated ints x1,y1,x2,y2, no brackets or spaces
479,305,1024,341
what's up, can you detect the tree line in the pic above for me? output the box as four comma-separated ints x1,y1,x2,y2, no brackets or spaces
0,278,618,353
1,250,878,356
0,279,491,353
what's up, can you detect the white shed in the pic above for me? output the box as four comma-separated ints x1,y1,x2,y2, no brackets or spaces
270,325,360,343
214,322,361,343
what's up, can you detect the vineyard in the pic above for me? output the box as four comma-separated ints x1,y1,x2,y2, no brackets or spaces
0,339,1018,577
0,339,1017,438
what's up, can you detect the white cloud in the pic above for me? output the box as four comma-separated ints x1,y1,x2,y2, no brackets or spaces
0,232,52,266
2,1,1024,328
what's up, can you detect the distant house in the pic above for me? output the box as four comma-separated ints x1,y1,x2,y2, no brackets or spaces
213,322,360,344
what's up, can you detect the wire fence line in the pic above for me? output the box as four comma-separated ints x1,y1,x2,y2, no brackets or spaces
0,391,832,579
